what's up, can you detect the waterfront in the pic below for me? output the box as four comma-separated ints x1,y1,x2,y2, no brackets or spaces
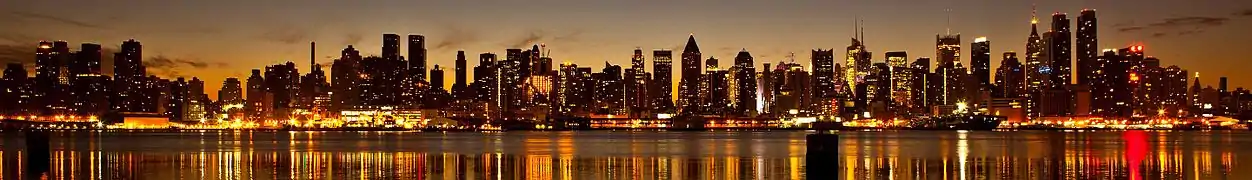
0,131,1250,180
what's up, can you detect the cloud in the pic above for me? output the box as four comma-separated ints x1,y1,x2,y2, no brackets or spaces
259,25,309,44
343,32,364,45
1119,16,1230,33
1238,9,1252,16
8,11,107,29
505,29,585,48
431,24,481,50
0,44,31,65
144,56,227,78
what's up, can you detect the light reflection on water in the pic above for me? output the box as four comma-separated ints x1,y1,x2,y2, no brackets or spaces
0,131,1249,180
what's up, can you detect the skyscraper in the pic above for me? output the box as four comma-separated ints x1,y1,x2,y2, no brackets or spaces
626,48,649,115
431,65,445,91
264,62,299,119
2,63,34,116
733,50,757,116
971,37,992,91
595,63,624,114
474,53,498,102
383,34,401,60
1077,9,1098,86
1025,9,1048,118
330,46,362,116
219,78,244,119
69,43,109,116
886,51,912,110
113,39,151,112
651,50,674,112
812,49,836,99
408,35,427,82
452,51,468,99
936,34,961,104
846,38,869,94
679,35,703,114
35,41,71,115
1049,13,1073,87
245,69,265,121
995,52,1025,98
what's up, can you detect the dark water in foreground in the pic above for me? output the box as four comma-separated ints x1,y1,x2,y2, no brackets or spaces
0,130,1250,180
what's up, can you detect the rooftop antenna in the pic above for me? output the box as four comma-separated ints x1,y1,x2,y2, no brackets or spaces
860,19,865,44
945,8,952,35
310,41,316,69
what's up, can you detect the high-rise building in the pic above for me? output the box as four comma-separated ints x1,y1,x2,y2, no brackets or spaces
218,78,244,119
185,77,207,122
431,65,446,91
936,34,961,104
245,69,266,121
910,58,933,111
167,77,188,121
625,48,649,116
408,35,427,82
995,52,1025,98
68,43,109,116
704,68,730,115
1024,9,1048,118
733,50,757,116
452,51,468,99
330,46,362,115
678,35,703,114
812,49,836,100
1077,9,1098,86
595,63,624,114
383,34,401,60
473,53,498,103
845,39,870,94
113,39,150,112
264,62,299,119
886,51,912,110
651,50,675,113
35,41,71,115
759,63,774,115
971,37,992,91
2,63,35,116
299,64,331,118
1049,13,1073,87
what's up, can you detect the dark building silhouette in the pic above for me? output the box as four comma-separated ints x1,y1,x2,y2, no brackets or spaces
245,69,266,121
167,77,188,121
1077,9,1098,87
452,51,468,99
812,49,837,100
264,62,299,119
678,35,703,114
995,52,1025,98
299,64,331,117
69,43,109,116
594,63,624,114
2,63,35,115
408,35,427,82
971,38,992,91
383,34,401,61
474,53,498,102
733,50,757,116
651,50,674,113
113,39,154,113
1049,13,1073,88
910,58,933,111
626,48,649,116
35,41,71,115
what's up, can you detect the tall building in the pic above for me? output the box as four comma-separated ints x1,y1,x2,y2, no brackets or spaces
1077,9,1098,86
35,41,71,115
885,51,911,110
625,48,649,116
167,78,188,121
704,68,730,115
651,50,674,113
299,64,331,117
451,51,469,99
995,52,1025,98
936,34,962,104
264,62,299,119
910,58,933,111
1024,9,1048,118
408,35,427,82
733,50,757,116
803,49,832,100
2,63,35,116
185,77,207,122
971,37,992,91
382,34,401,60
218,78,244,119
68,43,109,116
1049,13,1073,87
473,53,498,103
113,39,150,112
594,63,624,114
845,38,870,94
430,65,446,91
330,46,362,115
245,69,266,121
678,35,703,114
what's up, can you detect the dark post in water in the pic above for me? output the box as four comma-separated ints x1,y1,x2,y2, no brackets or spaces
24,130,51,179
806,133,839,179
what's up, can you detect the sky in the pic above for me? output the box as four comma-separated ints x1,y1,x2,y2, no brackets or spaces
1,0,1251,100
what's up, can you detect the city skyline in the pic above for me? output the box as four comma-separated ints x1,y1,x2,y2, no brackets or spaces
1,1,1251,100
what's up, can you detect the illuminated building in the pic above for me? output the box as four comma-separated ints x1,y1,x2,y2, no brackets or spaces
264,62,300,119
936,34,961,104
594,63,624,115
772,62,810,117
1077,9,1099,87
699,57,717,111
500,49,525,114
759,63,774,115
408,35,427,82
995,52,1025,98
427,65,449,109
625,48,648,116
886,51,911,110
912,57,936,110
866,63,892,119
704,68,730,115
971,37,992,91
218,78,244,120
330,45,362,116
1162,66,1189,117
382,34,401,60
167,78,187,121
811,49,836,100
245,69,266,121
2,63,35,116
554,63,591,116
678,35,703,115
845,36,870,96
1049,13,1073,88
733,50,757,116
473,53,498,103
185,77,208,122
299,64,331,119
69,43,109,116
1024,8,1048,119
35,41,71,115
650,50,674,113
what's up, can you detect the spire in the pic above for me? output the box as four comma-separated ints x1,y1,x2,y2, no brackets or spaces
684,34,701,53
1030,3,1040,36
